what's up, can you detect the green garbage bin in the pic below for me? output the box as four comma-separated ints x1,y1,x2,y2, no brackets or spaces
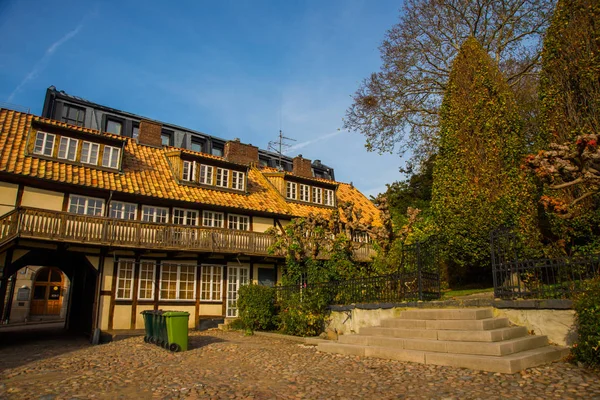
151,310,167,347
141,310,154,343
163,311,190,352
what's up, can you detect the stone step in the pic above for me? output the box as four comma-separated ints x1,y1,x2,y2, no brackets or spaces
398,308,493,320
381,317,509,331
359,325,528,342
338,334,548,356
318,343,568,374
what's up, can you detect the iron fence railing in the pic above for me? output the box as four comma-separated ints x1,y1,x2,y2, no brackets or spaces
491,226,600,299
276,236,441,305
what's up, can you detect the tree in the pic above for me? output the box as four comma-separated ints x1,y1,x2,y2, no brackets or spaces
344,0,554,164
431,37,536,284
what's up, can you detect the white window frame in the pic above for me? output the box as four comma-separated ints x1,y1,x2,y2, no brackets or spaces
228,214,249,231
159,262,197,301
116,259,135,300
141,205,169,223
216,168,229,188
324,189,335,206
182,160,197,182
202,210,224,228
138,260,156,301
110,201,137,220
172,208,199,226
199,165,214,185
57,136,78,161
102,145,121,169
286,182,297,200
231,171,245,191
33,131,55,157
200,264,223,301
81,141,100,165
299,184,310,202
68,195,105,216
312,187,323,204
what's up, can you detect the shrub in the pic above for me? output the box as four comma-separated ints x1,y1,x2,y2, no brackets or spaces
277,287,332,337
237,284,276,332
572,278,600,367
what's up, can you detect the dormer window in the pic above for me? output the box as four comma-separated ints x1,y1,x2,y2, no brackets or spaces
182,160,196,182
102,145,121,169
324,189,335,206
81,141,100,165
58,137,78,161
299,184,310,202
106,119,122,135
286,182,297,199
216,168,229,188
199,165,213,185
312,187,322,204
34,132,55,156
231,171,245,191
191,139,203,153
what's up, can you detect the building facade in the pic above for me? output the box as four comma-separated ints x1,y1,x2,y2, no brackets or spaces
0,94,380,337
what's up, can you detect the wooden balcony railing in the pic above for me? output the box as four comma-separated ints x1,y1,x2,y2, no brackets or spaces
0,207,375,260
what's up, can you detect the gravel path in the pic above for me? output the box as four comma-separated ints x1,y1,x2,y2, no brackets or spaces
1,328,599,399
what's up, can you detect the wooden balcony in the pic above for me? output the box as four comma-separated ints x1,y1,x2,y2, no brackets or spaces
0,207,375,261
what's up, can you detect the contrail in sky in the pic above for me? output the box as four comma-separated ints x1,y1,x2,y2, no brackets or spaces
6,23,84,103
285,130,346,154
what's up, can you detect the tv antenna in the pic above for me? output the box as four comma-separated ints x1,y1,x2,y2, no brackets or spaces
268,130,296,170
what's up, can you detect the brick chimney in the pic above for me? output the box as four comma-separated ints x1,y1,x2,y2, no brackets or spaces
138,120,163,147
224,138,259,165
293,155,313,178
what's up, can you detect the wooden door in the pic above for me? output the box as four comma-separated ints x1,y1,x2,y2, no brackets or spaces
30,267,64,316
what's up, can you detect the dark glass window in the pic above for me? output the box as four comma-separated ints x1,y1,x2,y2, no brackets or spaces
106,119,122,135
132,125,139,140
161,130,173,146
191,139,203,153
212,146,223,157
33,285,46,300
62,104,86,127
258,268,276,287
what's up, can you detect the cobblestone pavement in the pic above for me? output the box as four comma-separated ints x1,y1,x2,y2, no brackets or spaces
1,328,599,400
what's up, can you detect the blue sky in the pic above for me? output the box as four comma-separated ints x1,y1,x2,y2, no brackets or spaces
0,0,404,197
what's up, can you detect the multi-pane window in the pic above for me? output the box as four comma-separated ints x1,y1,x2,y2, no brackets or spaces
62,104,85,127
231,171,245,191
216,168,229,187
102,145,121,169
106,119,122,135
33,132,55,156
69,195,104,216
324,189,335,206
57,137,78,161
182,160,196,182
228,214,249,231
81,141,100,165
116,259,134,300
160,263,196,300
299,184,310,202
141,206,168,223
199,165,213,185
200,265,223,301
173,208,198,225
312,187,323,204
286,182,297,199
110,201,137,220
138,260,156,300
203,211,224,228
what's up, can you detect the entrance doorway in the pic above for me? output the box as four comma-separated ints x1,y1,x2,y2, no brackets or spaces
226,266,249,317
30,267,64,316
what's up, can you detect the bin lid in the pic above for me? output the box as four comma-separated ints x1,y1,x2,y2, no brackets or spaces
163,311,190,317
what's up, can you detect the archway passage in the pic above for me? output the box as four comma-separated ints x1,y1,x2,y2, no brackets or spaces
3,249,98,336
30,267,65,316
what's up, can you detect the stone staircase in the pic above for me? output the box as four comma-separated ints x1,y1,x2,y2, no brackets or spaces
318,308,569,374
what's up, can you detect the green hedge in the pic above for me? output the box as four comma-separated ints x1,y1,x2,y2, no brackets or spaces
237,285,277,332
572,278,600,367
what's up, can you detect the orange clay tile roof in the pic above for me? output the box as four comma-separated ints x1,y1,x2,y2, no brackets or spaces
0,109,381,226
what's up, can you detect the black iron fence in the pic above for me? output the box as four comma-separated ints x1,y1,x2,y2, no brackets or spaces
276,236,441,305
491,226,600,299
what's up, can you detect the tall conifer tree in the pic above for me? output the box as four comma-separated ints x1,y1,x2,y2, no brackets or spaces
432,37,535,283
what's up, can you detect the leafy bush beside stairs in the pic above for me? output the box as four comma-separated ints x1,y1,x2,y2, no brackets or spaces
572,278,600,367
237,285,277,332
